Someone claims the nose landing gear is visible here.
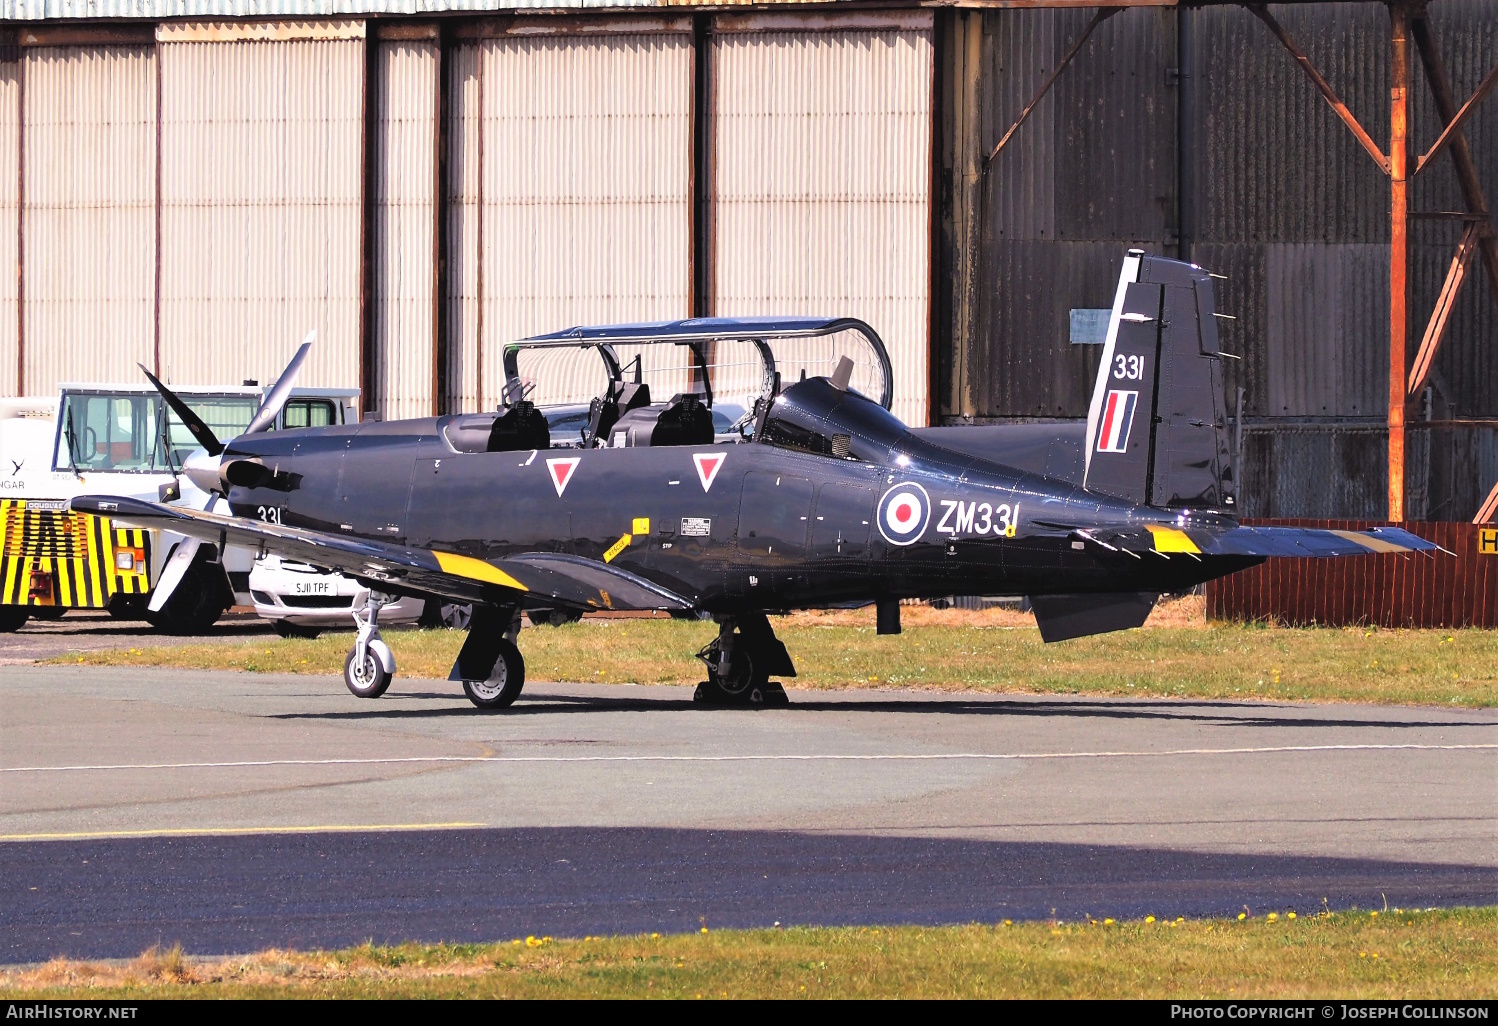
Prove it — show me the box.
[694,612,793,707]
[343,589,397,698]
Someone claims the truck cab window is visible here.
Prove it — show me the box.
[61,394,160,472]
[282,399,336,429]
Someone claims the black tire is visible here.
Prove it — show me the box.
[145,560,230,635]
[0,606,30,633]
[461,638,525,710]
[273,620,322,640]
[343,644,392,699]
[526,608,581,628]
[107,594,148,620]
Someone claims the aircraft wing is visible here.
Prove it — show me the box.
[1076,523,1444,558]
[68,495,693,613]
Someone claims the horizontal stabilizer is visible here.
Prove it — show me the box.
[1200,526,1442,558]
[1073,523,1442,559]
[1029,592,1158,643]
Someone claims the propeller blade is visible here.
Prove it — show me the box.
[147,536,201,613]
[139,364,223,458]
[245,333,314,437]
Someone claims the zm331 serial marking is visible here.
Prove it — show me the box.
[72,251,1441,709]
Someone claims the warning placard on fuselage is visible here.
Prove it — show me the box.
[681,518,711,537]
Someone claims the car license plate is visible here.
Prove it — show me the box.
[294,582,332,595]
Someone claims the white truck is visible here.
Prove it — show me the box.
[0,382,359,633]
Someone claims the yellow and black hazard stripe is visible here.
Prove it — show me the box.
[110,526,151,596]
[0,499,150,608]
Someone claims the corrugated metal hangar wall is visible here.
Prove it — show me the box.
[0,12,934,428]
[939,1,1498,521]
[0,3,1493,519]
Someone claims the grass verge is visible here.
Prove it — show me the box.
[3,909,1494,999]
[50,599,1498,706]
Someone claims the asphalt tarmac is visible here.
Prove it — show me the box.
[2,664,1495,962]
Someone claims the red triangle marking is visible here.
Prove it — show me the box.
[693,452,726,492]
[547,457,581,497]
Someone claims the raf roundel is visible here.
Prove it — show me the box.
[877,482,931,546]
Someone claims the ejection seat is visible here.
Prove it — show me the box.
[586,381,652,448]
[606,392,714,448]
[486,400,551,452]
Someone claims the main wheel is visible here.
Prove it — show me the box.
[692,649,774,706]
[344,641,393,699]
[145,561,229,635]
[462,638,525,710]
[0,605,30,633]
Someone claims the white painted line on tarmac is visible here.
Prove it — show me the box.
[3,742,1495,775]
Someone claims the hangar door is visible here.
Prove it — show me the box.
[711,13,934,427]
[447,20,694,413]
[18,45,156,394]
[158,22,364,391]
[373,36,440,421]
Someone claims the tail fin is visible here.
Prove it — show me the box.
[1082,250,1235,510]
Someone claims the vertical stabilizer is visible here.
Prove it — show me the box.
[1082,251,1234,510]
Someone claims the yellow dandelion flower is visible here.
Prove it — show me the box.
[1145,916,1155,924]
[1287,912,1296,919]
[1237,912,1247,921]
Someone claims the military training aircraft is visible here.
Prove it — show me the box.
[70,250,1441,709]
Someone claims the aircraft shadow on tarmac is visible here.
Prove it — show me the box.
[267,691,1498,732]
[5,827,1495,963]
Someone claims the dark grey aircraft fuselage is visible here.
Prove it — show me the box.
[222,414,1251,614]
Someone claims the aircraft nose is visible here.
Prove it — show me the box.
[182,449,223,494]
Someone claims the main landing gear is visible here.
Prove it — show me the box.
[449,605,526,710]
[343,595,528,710]
[694,612,793,708]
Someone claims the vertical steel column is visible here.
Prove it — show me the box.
[14,46,22,392]
[474,40,486,413]
[690,14,710,320]
[359,23,379,419]
[926,11,943,428]
[1177,6,1194,264]
[153,33,163,378]
[1388,2,1410,523]
[433,25,449,417]
[951,11,982,420]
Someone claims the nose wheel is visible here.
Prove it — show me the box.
[343,589,397,699]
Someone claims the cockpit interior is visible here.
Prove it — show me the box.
[438,317,899,459]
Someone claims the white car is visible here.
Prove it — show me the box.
[248,554,467,638]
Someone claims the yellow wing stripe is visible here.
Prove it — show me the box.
[1327,529,1412,554]
[1146,525,1201,554]
[433,550,528,592]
